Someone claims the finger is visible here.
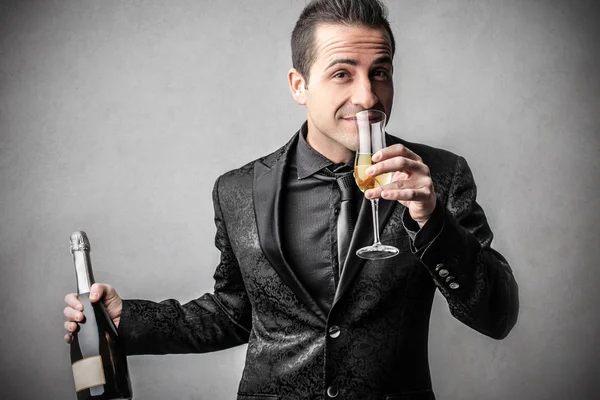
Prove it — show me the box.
[373,144,422,163]
[64,320,79,333]
[365,175,433,199]
[381,187,433,202]
[64,306,85,322]
[364,186,383,199]
[385,176,432,191]
[365,180,429,200]
[64,293,83,311]
[367,157,429,177]
[64,333,73,344]
[90,283,109,303]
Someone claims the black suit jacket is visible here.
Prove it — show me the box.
[117,130,519,400]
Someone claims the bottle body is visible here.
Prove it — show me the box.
[69,232,132,400]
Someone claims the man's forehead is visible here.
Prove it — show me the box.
[313,23,393,64]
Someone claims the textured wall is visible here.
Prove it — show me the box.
[0,0,598,399]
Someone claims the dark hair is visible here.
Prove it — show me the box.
[291,0,395,83]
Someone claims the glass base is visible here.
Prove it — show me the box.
[356,244,399,260]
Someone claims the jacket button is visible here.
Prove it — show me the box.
[438,269,449,278]
[446,276,455,283]
[435,263,444,271]
[328,325,341,339]
[449,282,460,290]
[327,385,339,398]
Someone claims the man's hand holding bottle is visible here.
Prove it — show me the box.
[63,283,122,343]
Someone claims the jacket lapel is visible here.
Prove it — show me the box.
[253,133,328,323]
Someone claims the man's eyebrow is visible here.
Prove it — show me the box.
[324,56,393,70]
[324,58,358,70]
[372,56,393,66]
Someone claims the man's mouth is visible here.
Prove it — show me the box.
[342,112,383,123]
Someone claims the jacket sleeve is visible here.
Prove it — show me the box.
[405,155,519,339]
[116,176,252,355]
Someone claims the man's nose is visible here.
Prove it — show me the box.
[351,77,379,109]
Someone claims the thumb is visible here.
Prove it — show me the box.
[89,283,113,302]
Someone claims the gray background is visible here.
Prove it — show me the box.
[1,0,599,399]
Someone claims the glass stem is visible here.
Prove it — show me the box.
[370,198,382,246]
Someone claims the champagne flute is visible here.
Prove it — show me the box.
[353,110,399,260]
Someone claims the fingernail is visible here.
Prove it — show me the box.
[366,167,374,175]
[76,304,83,311]
[90,293,99,300]
[373,151,381,161]
[382,191,389,199]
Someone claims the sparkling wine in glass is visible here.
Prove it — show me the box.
[353,110,399,260]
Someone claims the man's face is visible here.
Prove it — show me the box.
[289,23,394,161]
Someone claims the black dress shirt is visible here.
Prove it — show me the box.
[281,125,362,313]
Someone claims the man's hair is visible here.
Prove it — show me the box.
[291,0,395,83]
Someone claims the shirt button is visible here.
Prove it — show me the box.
[446,276,455,283]
[449,282,460,290]
[327,385,339,398]
[435,263,444,271]
[438,269,449,278]
[328,325,341,339]
[334,208,340,215]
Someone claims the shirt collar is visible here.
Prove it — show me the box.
[295,122,336,179]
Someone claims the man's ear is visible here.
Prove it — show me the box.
[288,68,307,105]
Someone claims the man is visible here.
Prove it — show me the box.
[63,1,519,399]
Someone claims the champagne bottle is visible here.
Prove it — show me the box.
[69,231,133,400]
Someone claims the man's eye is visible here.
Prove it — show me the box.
[372,70,390,79]
[333,72,349,79]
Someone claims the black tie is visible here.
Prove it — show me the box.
[314,166,356,271]
[335,171,356,269]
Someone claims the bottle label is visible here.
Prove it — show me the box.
[72,355,106,392]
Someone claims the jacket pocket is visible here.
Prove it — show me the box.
[386,388,435,400]
[237,393,278,400]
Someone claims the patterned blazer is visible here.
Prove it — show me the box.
[117,130,519,400]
